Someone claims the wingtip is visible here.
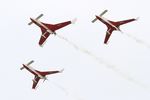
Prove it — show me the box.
[60,69,64,73]
[105,9,108,12]
[104,42,107,44]
[71,18,77,24]
[31,60,35,63]
[20,67,24,70]
[39,43,44,47]
[104,40,108,44]
[135,17,139,21]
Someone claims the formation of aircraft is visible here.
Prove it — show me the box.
[28,14,76,47]
[92,10,137,44]
[21,11,138,89]
[20,60,63,89]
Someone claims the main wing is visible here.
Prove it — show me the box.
[104,28,114,44]
[116,18,137,26]
[32,76,40,89]
[38,21,72,46]
[36,70,60,76]
[53,21,71,30]
[42,21,71,31]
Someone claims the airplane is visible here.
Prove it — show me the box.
[92,10,138,44]
[28,14,76,47]
[20,60,64,89]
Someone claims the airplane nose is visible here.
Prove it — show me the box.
[22,64,25,67]
[30,18,33,21]
[95,15,100,19]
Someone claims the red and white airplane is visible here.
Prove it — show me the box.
[28,14,76,47]
[20,60,63,89]
[92,10,138,44]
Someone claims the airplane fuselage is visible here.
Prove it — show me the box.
[30,18,54,34]
[22,64,45,79]
[96,16,120,31]
[95,15,137,44]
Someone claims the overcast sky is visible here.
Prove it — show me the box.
[1,0,150,100]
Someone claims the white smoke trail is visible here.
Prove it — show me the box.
[47,79,68,95]
[67,91,85,100]
[47,80,85,100]
[56,34,148,89]
[125,32,150,49]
